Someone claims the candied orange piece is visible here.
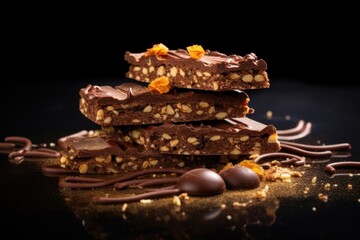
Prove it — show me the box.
[187,44,205,60]
[238,160,264,178]
[147,76,171,94]
[145,43,168,57]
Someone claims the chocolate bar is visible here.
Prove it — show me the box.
[79,81,253,126]
[125,47,269,91]
[113,117,281,156]
[59,135,239,174]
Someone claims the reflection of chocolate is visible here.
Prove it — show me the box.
[61,183,279,240]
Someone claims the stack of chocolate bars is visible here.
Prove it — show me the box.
[59,44,281,174]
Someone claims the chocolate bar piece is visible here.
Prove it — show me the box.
[60,135,239,174]
[125,48,269,91]
[114,117,281,156]
[79,81,253,126]
[64,136,121,157]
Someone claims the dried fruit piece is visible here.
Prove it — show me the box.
[145,43,169,57]
[147,76,171,94]
[238,160,264,178]
[187,44,205,60]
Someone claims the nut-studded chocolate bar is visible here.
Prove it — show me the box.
[113,117,281,156]
[79,81,253,126]
[125,46,269,91]
[59,135,239,174]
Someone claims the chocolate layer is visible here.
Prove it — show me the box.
[114,117,281,156]
[65,136,121,157]
[125,49,269,90]
[59,135,241,174]
[79,81,253,126]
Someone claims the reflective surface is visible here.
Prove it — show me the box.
[1,78,360,239]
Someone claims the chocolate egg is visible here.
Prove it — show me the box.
[220,166,260,190]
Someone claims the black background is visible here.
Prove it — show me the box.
[5,4,358,85]
[3,5,359,140]
[2,5,360,239]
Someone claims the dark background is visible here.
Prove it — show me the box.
[3,6,359,139]
[6,4,358,85]
[2,6,360,239]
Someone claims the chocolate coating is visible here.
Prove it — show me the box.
[79,81,252,126]
[65,136,121,157]
[125,49,267,73]
[220,166,260,190]
[118,117,281,155]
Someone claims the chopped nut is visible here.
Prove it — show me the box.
[178,161,185,168]
[199,101,210,108]
[103,117,112,124]
[242,74,253,82]
[170,139,179,147]
[324,183,331,190]
[240,135,249,141]
[254,74,265,82]
[181,105,192,113]
[215,112,228,119]
[131,130,140,139]
[196,110,204,115]
[210,135,221,141]
[230,149,241,155]
[311,176,317,184]
[106,105,114,111]
[79,164,88,174]
[96,109,104,121]
[121,203,128,212]
[156,66,165,76]
[160,146,170,152]
[166,105,175,115]
[318,193,328,202]
[143,105,152,112]
[228,73,239,80]
[187,137,198,144]
[162,133,172,140]
[172,196,181,206]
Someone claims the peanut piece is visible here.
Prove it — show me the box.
[242,74,253,82]
[210,135,221,141]
[103,117,112,124]
[162,133,172,140]
[143,105,152,112]
[170,67,178,77]
[199,102,209,108]
[96,109,104,121]
[215,112,228,119]
[254,74,265,82]
[157,66,165,76]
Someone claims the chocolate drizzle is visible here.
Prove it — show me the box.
[1,136,60,163]
[277,120,312,140]
[324,161,360,174]
[92,168,226,204]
